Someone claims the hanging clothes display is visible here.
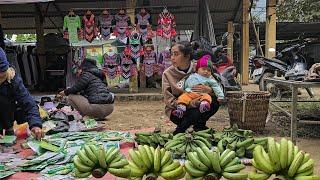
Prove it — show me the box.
[103,50,119,80]
[120,52,137,79]
[158,48,172,75]
[124,31,144,68]
[135,8,151,42]
[113,9,131,41]
[157,8,177,39]
[97,10,114,40]
[63,9,82,43]
[143,46,157,77]
[82,10,98,43]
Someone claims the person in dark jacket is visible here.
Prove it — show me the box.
[0,47,43,139]
[58,58,114,119]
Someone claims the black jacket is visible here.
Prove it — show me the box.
[64,68,114,104]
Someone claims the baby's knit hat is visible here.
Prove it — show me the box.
[196,54,213,70]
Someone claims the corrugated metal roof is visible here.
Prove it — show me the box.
[0,0,242,34]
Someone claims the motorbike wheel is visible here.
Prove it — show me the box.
[259,72,274,91]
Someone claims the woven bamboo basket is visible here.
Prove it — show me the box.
[226,91,271,131]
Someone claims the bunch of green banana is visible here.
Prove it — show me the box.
[214,125,267,158]
[73,144,130,178]
[164,129,213,156]
[249,137,319,180]
[185,147,248,180]
[126,145,185,180]
[135,132,172,147]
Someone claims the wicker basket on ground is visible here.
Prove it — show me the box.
[226,91,271,131]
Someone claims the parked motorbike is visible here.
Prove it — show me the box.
[252,43,308,91]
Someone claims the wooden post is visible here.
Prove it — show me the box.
[241,0,250,85]
[227,21,234,63]
[34,3,46,84]
[265,0,277,58]
[126,0,139,93]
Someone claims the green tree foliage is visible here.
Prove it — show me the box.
[277,0,320,22]
[15,34,37,42]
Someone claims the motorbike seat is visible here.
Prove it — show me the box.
[265,58,287,66]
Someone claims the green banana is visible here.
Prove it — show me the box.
[187,152,209,172]
[74,168,91,178]
[129,149,146,169]
[154,147,161,172]
[236,138,254,148]
[105,147,119,164]
[160,165,184,180]
[220,150,236,167]
[220,149,231,161]
[84,145,98,164]
[195,147,211,169]
[294,175,320,180]
[222,172,248,180]
[296,159,315,174]
[248,171,271,180]
[223,164,246,173]
[217,140,225,152]
[295,168,314,177]
[303,153,311,164]
[267,137,281,172]
[194,136,211,148]
[160,151,172,167]
[109,159,128,168]
[194,131,212,139]
[280,138,288,170]
[160,160,181,173]
[110,153,123,165]
[77,149,95,167]
[108,167,131,178]
[73,155,93,172]
[97,145,107,169]
[287,140,295,166]
[184,161,206,177]
[288,151,304,177]
[253,145,274,174]
[127,162,145,177]
[224,157,240,168]
[201,147,221,173]
[164,139,183,150]
[235,147,245,157]
[138,145,152,169]
[144,145,154,167]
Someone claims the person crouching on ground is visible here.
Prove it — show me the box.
[58,58,114,119]
[162,41,222,134]
[172,54,224,118]
[0,47,43,139]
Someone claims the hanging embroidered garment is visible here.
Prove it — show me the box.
[63,15,81,43]
[72,47,85,74]
[156,9,177,39]
[103,52,119,79]
[143,47,157,77]
[83,11,97,43]
[113,10,131,40]
[136,11,151,42]
[158,49,172,75]
[120,53,137,79]
[98,11,114,40]
[125,32,144,66]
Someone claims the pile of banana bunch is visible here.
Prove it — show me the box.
[73,144,130,178]
[185,146,248,180]
[249,137,319,180]
[164,129,213,156]
[135,131,173,148]
[127,145,185,180]
[214,125,268,158]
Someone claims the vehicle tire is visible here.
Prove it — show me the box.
[259,72,274,91]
